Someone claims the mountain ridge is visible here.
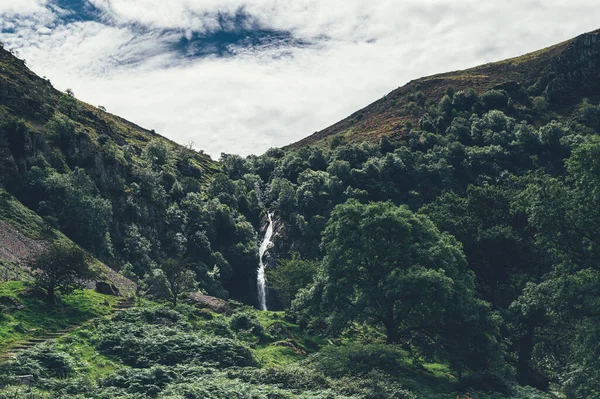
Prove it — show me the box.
[288,28,600,149]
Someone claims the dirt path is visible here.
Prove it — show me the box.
[0,297,135,363]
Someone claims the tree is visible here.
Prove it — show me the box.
[156,258,197,307]
[30,242,98,304]
[267,252,319,308]
[39,167,113,255]
[511,137,600,390]
[421,186,549,309]
[60,91,79,118]
[314,200,504,377]
[143,139,171,170]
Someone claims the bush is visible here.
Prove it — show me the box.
[481,90,509,111]
[113,306,184,326]
[333,370,418,399]
[229,366,329,391]
[205,316,234,338]
[0,343,76,381]
[0,386,49,399]
[308,343,408,378]
[96,322,257,368]
[157,375,291,399]
[229,311,264,336]
[101,366,177,396]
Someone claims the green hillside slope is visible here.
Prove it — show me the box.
[0,45,264,302]
[0,188,135,354]
[289,28,600,148]
[0,45,217,177]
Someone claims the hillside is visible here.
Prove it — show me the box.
[0,187,137,357]
[0,45,217,177]
[0,44,265,301]
[0,188,134,292]
[289,28,600,148]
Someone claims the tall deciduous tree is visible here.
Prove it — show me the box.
[512,136,600,392]
[30,242,98,304]
[267,252,319,308]
[156,258,197,307]
[317,200,504,376]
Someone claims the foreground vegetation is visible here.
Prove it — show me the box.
[0,303,550,398]
[0,281,119,354]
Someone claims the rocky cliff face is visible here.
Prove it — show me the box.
[544,30,600,105]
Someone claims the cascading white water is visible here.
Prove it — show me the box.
[257,213,274,311]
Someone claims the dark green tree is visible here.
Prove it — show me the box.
[512,137,600,391]
[30,242,98,304]
[314,200,504,377]
[267,252,319,308]
[155,258,197,307]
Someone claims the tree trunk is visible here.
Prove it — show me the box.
[46,285,56,306]
[385,321,399,344]
[517,319,548,390]
[384,306,398,343]
[517,326,533,385]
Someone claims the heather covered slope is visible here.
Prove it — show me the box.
[290,28,600,148]
[0,302,551,399]
[0,45,217,178]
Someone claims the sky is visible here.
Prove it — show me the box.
[1,1,599,157]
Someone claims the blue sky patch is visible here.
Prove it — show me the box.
[52,0,103,23]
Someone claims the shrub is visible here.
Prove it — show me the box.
[308,343,407,378]
[228,366,329,390]
[113,306,184,326]
[481,90,509,111]
[96,323,257,368]
[0,343,76,381]
[333,370,418,399]
[229,311,264,336]
[0,387,49,399]
[205,316,234,338]
[101,366,177,396]
[156,375,291,399]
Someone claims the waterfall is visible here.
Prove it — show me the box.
[257,212,274,311]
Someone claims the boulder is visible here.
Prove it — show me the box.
[0,296,24,310]
[187,293,231,314]
[95,281,120,296]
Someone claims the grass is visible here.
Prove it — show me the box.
[58,333,120,380]
[247,309,330,369]
[0,189,57,240]
[255,345,303,367]
[0,281,120,354]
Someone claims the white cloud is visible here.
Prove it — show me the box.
[2,1,600,156]
[0,0,47,15]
